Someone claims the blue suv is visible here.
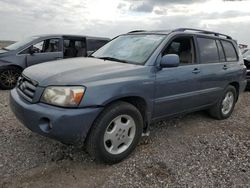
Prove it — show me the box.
[10,28,247,163]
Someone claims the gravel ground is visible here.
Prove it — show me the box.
[0,90,250,188]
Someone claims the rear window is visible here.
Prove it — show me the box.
[221,40,238,61]
[197,37,219,63]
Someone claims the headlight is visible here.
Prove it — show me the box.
[41,86,85,107]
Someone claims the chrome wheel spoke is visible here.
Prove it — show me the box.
[124,135,133,145]
[104,131,116,142]
[110,140,121,152]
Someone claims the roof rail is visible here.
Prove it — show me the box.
[128,30,147,33]
[172,28,232,39]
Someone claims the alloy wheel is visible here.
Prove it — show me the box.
[0,69,20,88]
[104,115,136,155]
[221,91,234,115]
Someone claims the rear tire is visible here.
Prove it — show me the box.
[86,101,143,164]
[208,85,237,120]
[0,67,22,90]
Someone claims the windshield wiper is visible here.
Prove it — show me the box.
[97,56,129,64]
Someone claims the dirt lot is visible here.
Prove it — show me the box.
[0,90,250,188]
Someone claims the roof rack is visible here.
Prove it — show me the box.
[127,28,233,40]
[128,30,147,33]
[172,28,232,39]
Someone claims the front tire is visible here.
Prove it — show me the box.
[208,85,237,120]
[86,101,143,164]
[0,67,22,90]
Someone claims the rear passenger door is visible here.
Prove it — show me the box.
[195,37,238,105]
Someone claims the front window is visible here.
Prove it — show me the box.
[163,36,195,64]
[91,34,166,65]
[20,38,61,54]
[34,38,60,53]
[5,36,38,51]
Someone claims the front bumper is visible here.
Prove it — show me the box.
[10,88,103,144]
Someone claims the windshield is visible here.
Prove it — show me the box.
[92,34,166,65]
[5,36,38,51]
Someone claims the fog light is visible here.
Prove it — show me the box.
[39,118,52,133]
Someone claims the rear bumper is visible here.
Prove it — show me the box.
[10,88,103,144]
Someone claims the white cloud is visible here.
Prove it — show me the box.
[0,0,249,45]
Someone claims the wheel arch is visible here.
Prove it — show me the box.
[229,81,239,101]
[102,95,152,132]
[0,64,24,71]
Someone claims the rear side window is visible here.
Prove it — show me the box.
[197,37,219,63]
[221,40,238,61]
[87,39,109,51]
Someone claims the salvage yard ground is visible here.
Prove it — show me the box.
[0,90,250,187]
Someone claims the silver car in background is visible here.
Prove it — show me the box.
[0,34,109,89]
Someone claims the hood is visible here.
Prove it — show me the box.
[0,49,8,54]
[243,55,250,61]
[0,49,12,58]
[23,57,145,86]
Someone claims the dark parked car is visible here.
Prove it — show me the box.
[243,50,250,89]
[242,48,249,55]
[0,35,109,89]
[10,28,247,164]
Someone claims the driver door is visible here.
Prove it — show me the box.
[153,35,202,119]
[26,38,63,67]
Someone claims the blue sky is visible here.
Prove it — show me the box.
[0,0,250,45]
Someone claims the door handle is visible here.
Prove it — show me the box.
[223,65,228,70]
[192,68,201,74]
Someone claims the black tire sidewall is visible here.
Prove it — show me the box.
[89,102,143,163]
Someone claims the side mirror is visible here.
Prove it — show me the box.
[29,46,35,55]
[160,54,180,68]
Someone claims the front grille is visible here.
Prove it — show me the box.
[17,75,38,103]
